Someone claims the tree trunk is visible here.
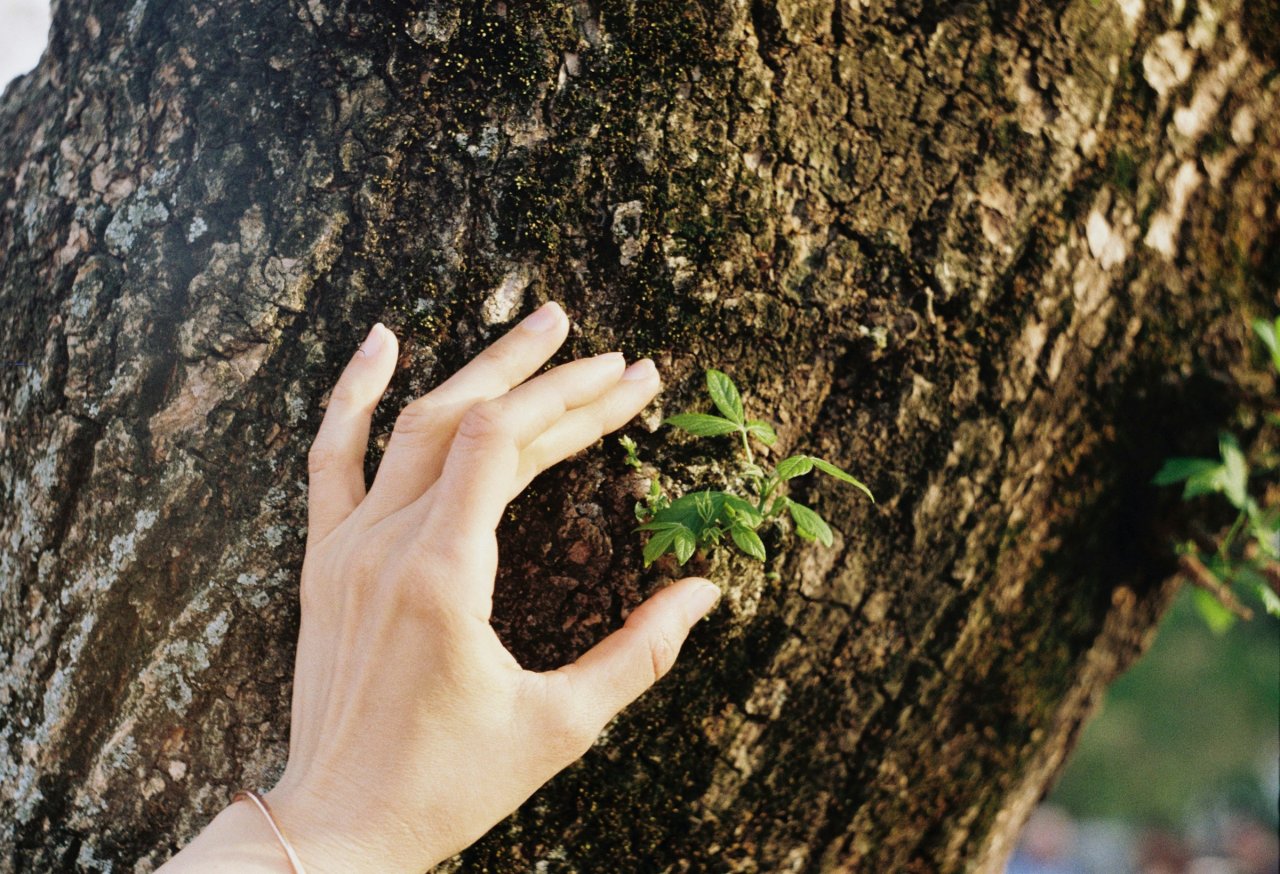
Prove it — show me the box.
[1,0,1275,870]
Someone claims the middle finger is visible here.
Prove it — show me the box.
[362,301,570,521]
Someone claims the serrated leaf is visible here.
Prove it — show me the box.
[663,413,741,437]
[741,462,767,479]
[810,458,875,502]
[643,526,681,567]
[695,490,715,523]
[729,524,767,561]
[787,499,834,547]
[775,455,816,480]
[1152,457,1220,486]
[706,368,745,424]
[673,527,697,564]
[746,419,777,446]
[1218,432,1249,509]
[641,489,765,545]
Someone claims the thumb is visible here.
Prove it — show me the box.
[552,577,721,732]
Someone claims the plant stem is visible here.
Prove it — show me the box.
[757,476,779,513]
[1218,509,1248,564]
[740,426,766,503]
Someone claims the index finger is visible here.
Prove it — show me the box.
[363,301,570,519]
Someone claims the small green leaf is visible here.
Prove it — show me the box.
[1250,509,1279,560]
[810,458,875,502]
[745,419,777,446]
[1252,315,1280,374]
[663,413,741,437]
[1181,463,1227,499]
[706,369,745,424]
[730,524,767,561]
[619,435,642,470]
[694,490,715,523]
[635,520,684,533]
[787,499,834,547]
[1152,457,1220,485]
[643,526,682,567]
[1256,581,1280,618]
[741,462,767,479]
[1218,432,1248,509]
[721,493,764,527]
[775,455,816,480]
[673,526,697,564]
[1191,587,1237,635]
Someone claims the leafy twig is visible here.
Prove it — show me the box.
[1152,315,1280,630]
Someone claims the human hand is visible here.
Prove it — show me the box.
[211,302,720,871]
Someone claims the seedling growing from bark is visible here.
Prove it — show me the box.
[623,368,873,567]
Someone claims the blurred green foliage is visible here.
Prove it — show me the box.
[1153,316,1280,630]
[1049,584,1280,824]
[1052,315,1279,827]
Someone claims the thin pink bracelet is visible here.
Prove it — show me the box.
[232,788,308,874]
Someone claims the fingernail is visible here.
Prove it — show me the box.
[521,302,562,333]
[622,358,656,381]
[595,351,625,366]
[358,323,385,358]
[686,581,721,621]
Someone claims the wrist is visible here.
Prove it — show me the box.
[262,771,452,874]
[158,794,298,872]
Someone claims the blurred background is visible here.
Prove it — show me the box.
[0,0,47,87]
[1008,587,1278,874]
[2,3,1276,873]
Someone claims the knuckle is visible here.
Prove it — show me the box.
[647,628,681,683]
[307,438,341,474]
[328,378,361,409]
[478,340,524,375]
[392,396,444,437]
[546,697,599,760]
[455,400,506,442]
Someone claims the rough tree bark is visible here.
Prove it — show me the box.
[0,0,1275,870]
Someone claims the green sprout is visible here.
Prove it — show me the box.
[1152,316,1280,632]
[622,368,874,568]
[619,434,643,471]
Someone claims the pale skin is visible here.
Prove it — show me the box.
[158,301,721,872]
